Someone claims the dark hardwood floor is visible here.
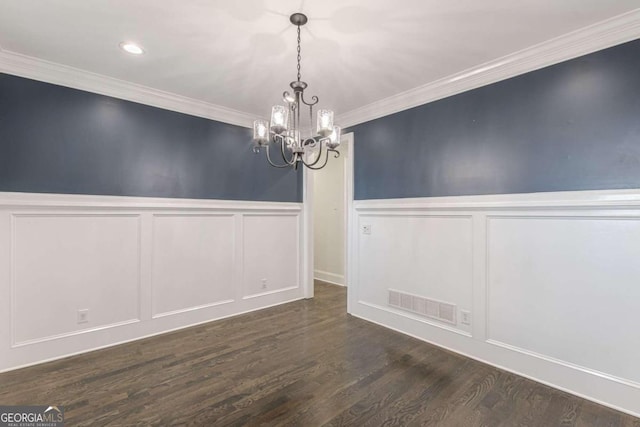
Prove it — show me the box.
[1,281,638,426]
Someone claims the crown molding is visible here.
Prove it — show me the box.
[338,8,640,128]
[1,9,638,130]
[0,49,255,128]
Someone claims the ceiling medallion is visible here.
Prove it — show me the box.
[251,13,341,170]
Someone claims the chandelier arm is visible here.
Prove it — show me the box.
[265,144,294,168]
[301,138,325,167]
[274,134,297,164]
[300,93,319,106]
[277,134,298,165]
[303,139,318,149]
[300,148,340,170]
[299,150,328,169]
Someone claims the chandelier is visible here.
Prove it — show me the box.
[252,13,341,170]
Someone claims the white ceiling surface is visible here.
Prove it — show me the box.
[0,1,638,119]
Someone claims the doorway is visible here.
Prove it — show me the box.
[311,133,353,291]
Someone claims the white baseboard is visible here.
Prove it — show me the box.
[349,188,640,417]
[314,269,345,286]
[0,295,303,374]
[0,191,303,372]
[350,309,640,420]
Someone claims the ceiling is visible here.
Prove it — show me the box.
[0,0,638,119]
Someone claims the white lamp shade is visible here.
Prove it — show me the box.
[270,105,289,134]
[327,126,341,148]
[317,109,334,137]
[253,119,269,143]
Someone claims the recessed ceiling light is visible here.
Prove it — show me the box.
[119,42,144,55]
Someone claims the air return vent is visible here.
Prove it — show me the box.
[388,289,457,325]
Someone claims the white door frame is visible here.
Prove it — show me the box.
[302,163,314,299]
[343,132,355,312]
[301,132,354,299]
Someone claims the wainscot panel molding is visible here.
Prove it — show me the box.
[338,9,640,127]
[0,192,303,372]
[349,189,640,418]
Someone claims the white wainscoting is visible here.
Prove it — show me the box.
[151,214,236,318]
[0,192,303,372]
[349,189,640,418]
[242,214,300,299]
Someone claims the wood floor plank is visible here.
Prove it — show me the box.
[0,281,637,426]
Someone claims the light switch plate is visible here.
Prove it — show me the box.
[77,309,89,324]
[461,310,471,325]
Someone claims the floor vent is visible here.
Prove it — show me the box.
[388,289,457,325]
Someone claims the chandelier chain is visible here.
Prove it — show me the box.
[296,25,301,82]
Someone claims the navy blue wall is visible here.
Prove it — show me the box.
[0,74,302,202]
[350,39,640,200]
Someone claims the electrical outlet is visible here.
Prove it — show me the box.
[362,224,372,235]
[461,310,471,326]
[261,278,268,289]
[77,309,89,324]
